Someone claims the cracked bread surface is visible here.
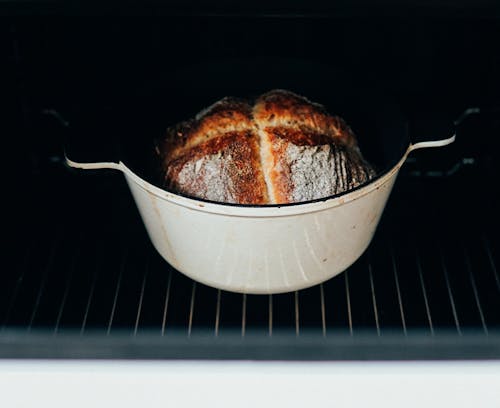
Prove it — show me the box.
[156,89,375,205]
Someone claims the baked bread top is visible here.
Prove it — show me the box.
[156,89,375,204]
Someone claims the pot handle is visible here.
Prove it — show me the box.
[407,107,480,152]
[65,157,123,171]
[43,109,123,172]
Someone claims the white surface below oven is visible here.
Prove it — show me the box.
[0,360,499,407]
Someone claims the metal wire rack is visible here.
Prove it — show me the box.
[2,162,500,349]
[2,106,500,359]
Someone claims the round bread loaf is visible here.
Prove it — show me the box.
[156,89,376,205]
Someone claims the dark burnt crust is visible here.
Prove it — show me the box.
[157,118,196,169]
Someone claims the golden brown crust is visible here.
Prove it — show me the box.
[263,126,333,146]
[160,97,254,166]
[253,89,357,148]
[226,132,268,204]
[165,131,268,204]
[157,89,374,204]
[265,132,293,204]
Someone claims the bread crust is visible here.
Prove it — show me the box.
[157,89,374,204]
[159,97,254,164]
[253,89,357,148]
[165,131,268,204]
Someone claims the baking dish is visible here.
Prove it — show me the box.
[61,58,470,294]
[65,129,454,294]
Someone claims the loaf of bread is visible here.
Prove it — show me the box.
[156,89,376,205]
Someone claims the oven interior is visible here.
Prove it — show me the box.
[2,3,500,360]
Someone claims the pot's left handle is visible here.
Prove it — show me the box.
[43,109,123,172]
[65,156,123,171]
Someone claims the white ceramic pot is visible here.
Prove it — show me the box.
[66,135,455,294]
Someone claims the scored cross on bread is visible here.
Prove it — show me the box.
[156,89,376,205]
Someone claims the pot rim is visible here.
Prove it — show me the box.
[120,151,408,217]
[66,134,454,217]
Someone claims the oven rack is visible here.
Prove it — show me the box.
[1,150,499,360]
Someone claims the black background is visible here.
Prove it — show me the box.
[1,1,500,355]
[3,1,500,166]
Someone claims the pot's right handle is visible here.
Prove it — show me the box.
[407,107,480,153]
[43,109,123,172]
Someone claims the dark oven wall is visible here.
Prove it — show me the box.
[4,0,500,178]
[2,3,500,359]
[4,9,500,228]
[4,9,500,165]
